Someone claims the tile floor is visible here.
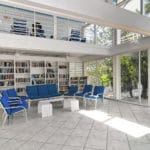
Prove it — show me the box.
[0,99,150,150]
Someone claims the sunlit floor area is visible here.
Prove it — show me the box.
[1,99,150,150]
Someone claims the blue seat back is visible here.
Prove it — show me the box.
[69,85,78,94]
[83,85,93,94]
[6,88,18,97]
[26,85,39,99]
[93,86,105,95]
[37,84,49,98]
[47,84,58,97]
[1,91,11,115]
[68,85,78,95]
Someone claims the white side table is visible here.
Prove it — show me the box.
[38,100,49,113]
[63,99,71,109]
[41,103,53,117]
[63,98,79,112]
[71,99,79,112]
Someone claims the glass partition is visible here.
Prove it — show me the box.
[84,57,113,98]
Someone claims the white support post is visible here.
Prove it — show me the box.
[94,25,97,44]
[148,50,150,106]
[113,55,121,100]
[138,51,142,104]
[112,29,121,100]
[53,16,57,39]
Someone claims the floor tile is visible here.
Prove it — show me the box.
[62,145,83,150]
[107,140,130,150]
[0,139,25,150]
[39,143,62,150]
[129,141,150,150]
[46,133,69,145]
[18,141,43,150]
[65,135,86,147]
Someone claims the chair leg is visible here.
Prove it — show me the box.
[83,98,86,109]
[95,99,97,109]
[24,109,28,122]
[28,101,31,109]
[2,114,8,126]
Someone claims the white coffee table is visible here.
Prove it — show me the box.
[63,98,79,112]
[38,100,53,117]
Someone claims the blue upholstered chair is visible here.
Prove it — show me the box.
[85,86,105,109]
[64,85,78,96]
[1,91,28,123]
[6,88,28,100]
[75,85,93,97]
[47,84,62,97]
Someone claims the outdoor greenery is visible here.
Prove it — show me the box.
[85,0,149,99]
[85,58,113,87]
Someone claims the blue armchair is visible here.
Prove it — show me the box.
[75,85,93,97]
[85,86,105,109]
[1,91,28,124]
[64,85,78,96]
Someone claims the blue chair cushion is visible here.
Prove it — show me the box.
[47,84,61,97]
[7,88,18,97]
[83,85,93,93]
[64,85,78,96]
[93,86,105,95]
[37,84,50,98]
[26,86,39,99]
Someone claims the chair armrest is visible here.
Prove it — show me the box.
[83,92,92,97]
[97,93,103,96]
[4,105,26,110]
[9,97,20,100]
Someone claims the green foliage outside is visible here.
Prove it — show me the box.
[85,58,113,87]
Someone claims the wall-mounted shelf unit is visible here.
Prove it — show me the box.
[46,61,58,84]
[70,76,87,92]
[0,60,14,90]
[0,56,85,96]
[58,62,69,94]
[15,60,30,96]
[31,61,45,85]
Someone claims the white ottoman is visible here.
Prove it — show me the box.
[38,100,49,113]
[41,103,53,118]
[64,99,79,111]
[63,99,71,109]
[71,99,79,112]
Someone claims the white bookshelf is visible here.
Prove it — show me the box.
[0,60,14,90]
[70,76,87,92]
[31,61,45,85]
[58,62,69,94]
[0,56,86,95]
[46,61,58,84]
[15,60,30,96]
[78,76,87,92]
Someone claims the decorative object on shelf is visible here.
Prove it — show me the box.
[10,18,28,35]
[31,22,46,37]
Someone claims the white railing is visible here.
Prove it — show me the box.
[0,4,113,47]
[121,33,141,44]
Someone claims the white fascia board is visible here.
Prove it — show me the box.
[0,33,109,56]
[3,0,150,35]
[109,37,150,55]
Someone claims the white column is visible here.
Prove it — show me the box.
[148,50,150,106]
[53,16,57,39]
[113,55,121,100]
[138,51,142,103]
[113,29,121,100]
